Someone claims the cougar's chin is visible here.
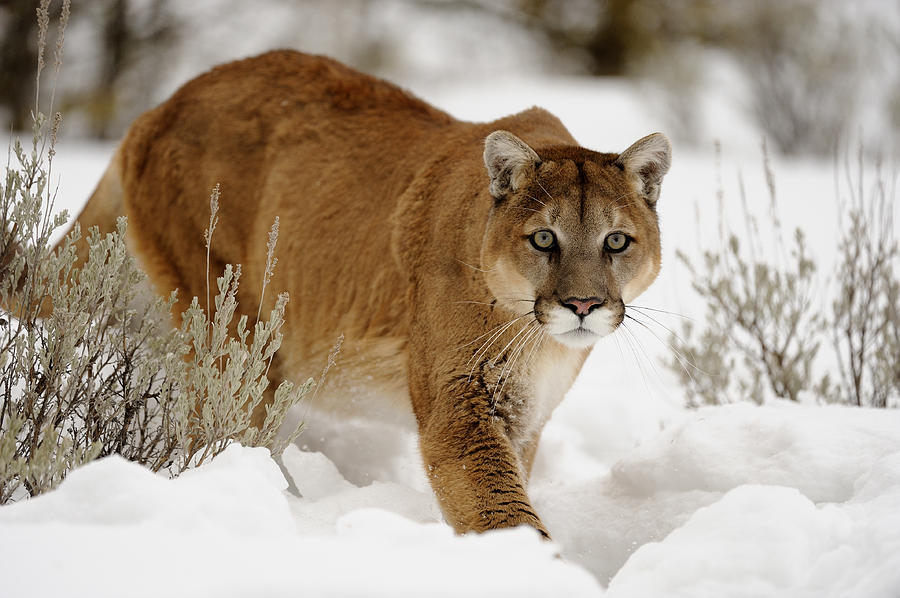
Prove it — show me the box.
[544,305,622,348]
[552,326,601,348]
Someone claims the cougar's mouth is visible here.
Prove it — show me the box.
[538,299,625,348]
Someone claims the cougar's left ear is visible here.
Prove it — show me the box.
[616,133,671,208]
[483,130,540,199]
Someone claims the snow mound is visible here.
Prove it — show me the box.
[531,402,900,596]
[1,444,293,536]
[0,444,602,598]
[2,402,899,597]
[612,402,900,502]
[609,480,900,598]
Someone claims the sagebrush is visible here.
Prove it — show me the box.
[0,2,311,503]
[670,144,899,408]
[0,128,311,504]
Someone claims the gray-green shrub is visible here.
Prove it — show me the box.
[0,3,311,503]
[0,126,311,504]
[669,145,898,408]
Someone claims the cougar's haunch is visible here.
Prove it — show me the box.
[72,50,671,537]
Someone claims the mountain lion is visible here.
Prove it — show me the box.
[70,50,671,537]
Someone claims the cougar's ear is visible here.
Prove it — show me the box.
[616,133,671,207]
[483,130,540,199]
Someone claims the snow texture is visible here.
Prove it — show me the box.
[2,402,898,597]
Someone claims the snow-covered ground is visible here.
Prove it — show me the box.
[1,76,899,597]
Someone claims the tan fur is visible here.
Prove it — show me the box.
[68,50,671,537]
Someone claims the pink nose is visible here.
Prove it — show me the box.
[562,297,604,316]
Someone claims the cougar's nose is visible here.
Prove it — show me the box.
[561,297,604,316]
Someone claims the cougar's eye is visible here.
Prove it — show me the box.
[604,232,630,253]
[529,230,556,251]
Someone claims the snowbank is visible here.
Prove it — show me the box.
[0,444,600,598]
[535,401,900,596]
[2,401,898,597]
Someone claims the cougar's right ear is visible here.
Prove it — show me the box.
[483,130,540,199]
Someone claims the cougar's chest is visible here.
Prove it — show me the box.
[511,342,587,448]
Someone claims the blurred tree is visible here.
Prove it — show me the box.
[412,0,879,155]
[81,0,176,138]
[0,0,46,131]
[0,0,175,138]
[409,0,652,76]
[710,1,857,156]
[1,0,892,153]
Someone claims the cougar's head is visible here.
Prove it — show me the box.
[481,130,671,349]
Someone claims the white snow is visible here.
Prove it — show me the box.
[535,400,900,593]
[2,72,899,597]
[0,445,601,598]
[3,402,898,597]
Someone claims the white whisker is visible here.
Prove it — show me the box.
[626,308,691,344]
[456,259,495,273]
[519,325,546,382]
[623,313,718,404]
[627,304,693,321]
[456,312,530,351]
[488,319,535,368]
[618,321,654,399]
[620,318,667,387]
[535,179,556,204]
[491,322,541,412]
[624,312,711,378]
[466,313,534,381]
[523,193,548,207]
